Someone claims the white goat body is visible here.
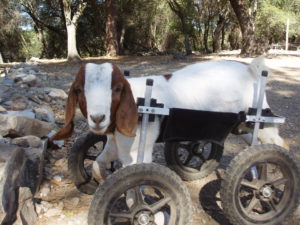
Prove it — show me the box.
[92,58,287,180]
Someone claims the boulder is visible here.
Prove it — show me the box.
[0,114,53,137]
[11,135,41,148]
[45,88,67,99]
[0,140,47,225]
[18,74,37,87]
[0,105,6,112]
[34,105,55,123]
[6,109,35,119]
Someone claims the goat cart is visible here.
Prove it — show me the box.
[68,72,300,225]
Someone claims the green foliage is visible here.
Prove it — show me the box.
[1,0,300,61]
[20,30,42,59]
[256,0,300,43]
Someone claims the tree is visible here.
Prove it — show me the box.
[0,0,23,62]
[60,0,87,61]
[229,0,258,55]
[105,0,119,56]
[168,0,194,55]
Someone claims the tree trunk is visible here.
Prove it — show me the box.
[203,22,210,53]
[105,0,119,56]
[221,25,226,50]
[229,0,257,56]
[66,24,80,61]
[0,51,3,64]
[285,17,290,51]
[182,22,192,55]
[213,15,226,53]
[168,0,192,55]
[61,0,86,61]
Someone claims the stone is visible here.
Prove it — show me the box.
[34,105,55,123]
[10,97,28,111]
[45,88,68,99]
[63,197,80,210]
[18,187,38,225]
[39,182,51,198]
[44,208,62,217]
[0,105,6,112]
[6,109,35,119]
[3,78,14,86]
[54,158,67,169]
[21,74,37,86]
[0,114,53,137]
[12,135,41,148]
[41,200,53,212]
[0,140,47,224]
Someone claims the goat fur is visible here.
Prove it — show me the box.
[92,57,288,180]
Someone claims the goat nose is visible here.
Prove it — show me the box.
[90,114,105,124]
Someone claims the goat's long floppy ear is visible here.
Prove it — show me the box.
[116,79,138,137]
[50,83,77,141]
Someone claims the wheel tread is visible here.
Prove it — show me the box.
[220,144,300,225]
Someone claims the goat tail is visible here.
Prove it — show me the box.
[249,56,269,78]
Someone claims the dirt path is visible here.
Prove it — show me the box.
[35,55,300,225]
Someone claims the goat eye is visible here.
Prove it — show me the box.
[113,85,123,93]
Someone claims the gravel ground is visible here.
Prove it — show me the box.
[32,54,300,225]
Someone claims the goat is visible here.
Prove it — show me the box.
[51,57,288,180]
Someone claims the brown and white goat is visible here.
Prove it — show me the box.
[51,58,288,180]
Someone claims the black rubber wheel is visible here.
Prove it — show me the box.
[68,132,107,195]
[164,141,223,181]
[88,163,192,225]
[221,144,300,225]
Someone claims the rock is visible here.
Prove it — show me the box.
[0,140,47,224]
[3,78,14,86]
[53,175,63,182]
[0,114,53,137]
[41,200,53,212]
[34,105,55,123]
[28,95,42,105]
[6,109,35,119]
[45,88,68,99]
[54,158,67,169]
[10,97,28,110]
[63,197,80,210]
[29,57,40,63]
[2,100,12,107]
[20,74,37,86]
[0,105,6,112]
[39,182,51,198]
[18,187,38,225]
[44,208,62,217]
[12,135,41,148]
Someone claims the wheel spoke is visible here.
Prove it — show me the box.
[245,196,260,213]
[85,155,97,160]
[268,198,278,212]
[109,212,132,219]
[178,143,190,149]
[241,179,260,190]
[259,163,268,181]
[195,152,206,162]
[183,152,193,166]
[269,178,288,187]
[134,186,144,205]
[149,196,172,213]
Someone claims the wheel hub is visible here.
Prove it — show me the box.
[134,210,154,225]
[138,213,150,225]
[261,185,273,198]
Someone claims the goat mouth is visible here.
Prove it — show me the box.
[89,126,107,135]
